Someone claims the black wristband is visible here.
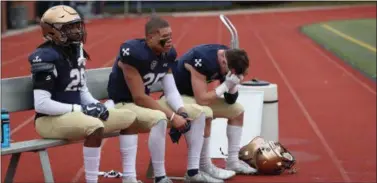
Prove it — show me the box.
[178,112,189,119]
[224,92,239,104]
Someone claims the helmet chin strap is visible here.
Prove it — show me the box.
[79,42,84,59]
[77,42,87,65]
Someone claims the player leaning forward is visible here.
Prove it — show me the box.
[107,16,224,183]
[170,44,257,179]
[28,5,138,183]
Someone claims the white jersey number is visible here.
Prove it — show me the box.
[65,68,85,91]
[143,73,166,89]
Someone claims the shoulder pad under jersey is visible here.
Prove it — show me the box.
[218,44,230,50]
[166,47,177,62]
[119,39,150,61]
[187,49,212,75]
[28,47,59,74]
[118,39,151,69]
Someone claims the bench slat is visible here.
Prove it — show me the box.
[1,139,67,155]
[1,67,163,156]
[1,132,120,155]
[1,67,163,113]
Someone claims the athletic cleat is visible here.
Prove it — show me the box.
[226,160,257,175]
[154,176,173,183]
[200,163,236,180]
[122,176,143,183]
[184,171,224,183]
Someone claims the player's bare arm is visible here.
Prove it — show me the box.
[184,63,218,106]
[119,61,187,130]
[118,61,172,115]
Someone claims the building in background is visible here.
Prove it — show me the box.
[1,1,37,33]
[1,1,84,33]
[1,1,281,33]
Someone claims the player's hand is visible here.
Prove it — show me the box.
[82,103,109,121]
[224,71,242,90]
[171,113,190,133]
[177,112,192,133]
[169,112,191,144]
[228,74,244,94]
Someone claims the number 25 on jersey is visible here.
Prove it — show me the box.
[143,73,165,89]
[65,68,85,91]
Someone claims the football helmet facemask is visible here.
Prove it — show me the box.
[239,136,297,175]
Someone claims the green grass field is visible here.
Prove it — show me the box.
[300,18,376,80]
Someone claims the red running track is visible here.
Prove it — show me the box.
[1,5,376,183]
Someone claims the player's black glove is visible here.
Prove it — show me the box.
[177,112,191,133]
[82,103,109,121]
[169,112,191,144]
[169,128,182,144]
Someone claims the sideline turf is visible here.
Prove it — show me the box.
[300,18,376,79]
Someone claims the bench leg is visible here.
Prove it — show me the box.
[5,153,21,183]
[38,150,54,183]
[146,159,154,179]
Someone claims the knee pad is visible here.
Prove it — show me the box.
[230,102,245,118]
[150,111,168,127]
[202,106,214,119]
[85,119,105,137]
[221,102,245,120]
[185,104,205,119]
[118,109,137,124]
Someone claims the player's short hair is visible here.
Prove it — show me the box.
[225,48,249,75]
[145,16,170,36]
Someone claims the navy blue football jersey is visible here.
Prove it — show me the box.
[172,44,229,96]
[28,43,86,116]
[107,39,177,103]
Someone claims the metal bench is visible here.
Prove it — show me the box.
[1,67,163,183]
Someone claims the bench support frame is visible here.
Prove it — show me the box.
[5,153,21,183]
[39,150,54,183]
[4,149,55,183]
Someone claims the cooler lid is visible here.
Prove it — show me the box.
[241,78,270,86]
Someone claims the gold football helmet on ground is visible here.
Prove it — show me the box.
[239,136,297,175]
[40,5,86,45]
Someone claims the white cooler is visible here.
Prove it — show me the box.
[238,79,279,142]
[209,79,279,158]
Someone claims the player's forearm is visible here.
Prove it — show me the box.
[196,90,219,106]
[34,89,82,115]
[134,95,174,119]
[162,73,185,113]
[80,85,100,105]
[200,80,235,105]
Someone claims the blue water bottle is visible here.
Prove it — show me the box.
[1,108,11,148]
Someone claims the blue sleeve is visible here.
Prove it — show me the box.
[118,42,149,71]
[185,50,209,76]
[28,48,59,74]
[28,47,59,64]
[28,48,59,91]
